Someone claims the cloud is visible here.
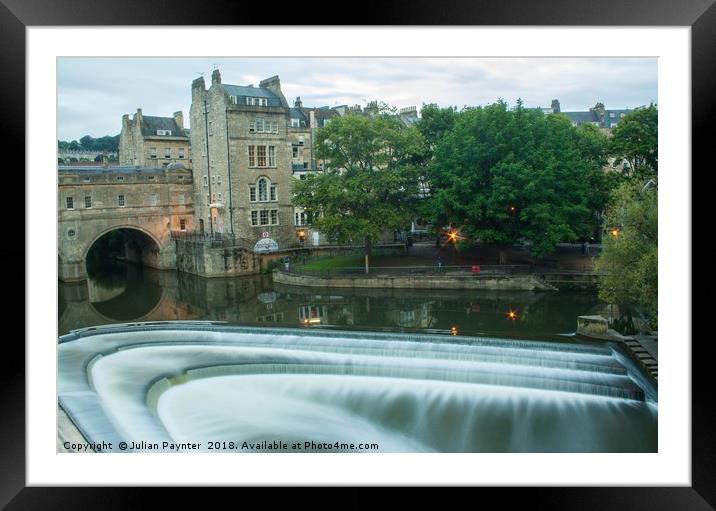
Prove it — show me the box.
[57,57,657,140]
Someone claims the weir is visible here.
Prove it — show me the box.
[58,323,657,453]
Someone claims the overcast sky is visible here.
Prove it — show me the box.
[57,57,657,141]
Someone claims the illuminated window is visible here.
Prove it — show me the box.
[180,218,186,230]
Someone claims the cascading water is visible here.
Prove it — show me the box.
[58,323,657,453]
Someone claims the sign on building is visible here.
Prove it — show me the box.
[254,237,279,253]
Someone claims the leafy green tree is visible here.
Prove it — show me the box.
[423,100,611,260]
[595,179,657,329]
[418,104,457,156]
[610,104,658,177]
[293,113,426,270]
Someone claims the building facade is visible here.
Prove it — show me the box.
[119,109,192,169]
[189,69,312,251]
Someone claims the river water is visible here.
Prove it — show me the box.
[58,262,656,453]
[59,263,610,338]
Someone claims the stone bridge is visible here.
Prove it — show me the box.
[58,165,195,281]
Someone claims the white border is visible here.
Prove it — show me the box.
[28,27,690,485]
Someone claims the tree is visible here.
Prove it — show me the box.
[594,179,658,329]
[292,113,426,271]
[422,100,611,260]
[610,104,658,178]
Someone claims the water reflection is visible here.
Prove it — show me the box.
[59,266,607,338]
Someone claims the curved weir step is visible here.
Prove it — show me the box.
[58,324,658,453]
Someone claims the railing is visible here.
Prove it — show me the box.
[282,264,532,278]
[170,230,253,250]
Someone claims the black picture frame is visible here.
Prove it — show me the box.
[5,0,708,506]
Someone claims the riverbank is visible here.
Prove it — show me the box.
[273,268,557,291]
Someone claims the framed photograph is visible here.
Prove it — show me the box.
[6,0,708,505]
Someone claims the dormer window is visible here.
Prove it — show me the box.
[230,95,238,105]
[157,129,172,136]
[246,97,268,106]
[609,112,615,118]
[291,118,300,128]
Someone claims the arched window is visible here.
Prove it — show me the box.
[258,178,268,201]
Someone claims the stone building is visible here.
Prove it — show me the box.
[119,109,192,169]
[57,164,194,281]
[542,99,632,131]
[189,69,310,251]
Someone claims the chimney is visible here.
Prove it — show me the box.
[173,111,184,129]
[259,75,289,107]
[211,68,221,85]
[295,96,303,108]
[591,102,606,121]
[551,99,561,113]
[135,108,143,123]
[309,110,316,128]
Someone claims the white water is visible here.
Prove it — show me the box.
[58,326,657,452]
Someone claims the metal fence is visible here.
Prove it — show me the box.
[170,230,253,250]
[282,264,533,278]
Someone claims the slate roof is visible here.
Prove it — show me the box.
[560,108,632,128]
[289,108,309,125]
[222,84,282,107]
[140,116,188,138]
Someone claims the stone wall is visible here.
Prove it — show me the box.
[273,270,557,291]
[175,240,259,278]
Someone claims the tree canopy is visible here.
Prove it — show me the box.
[421,100,611,257]
[58,134,119,152]
[292,113,426,256]
[609,104,658,178]
[594,179,658,329]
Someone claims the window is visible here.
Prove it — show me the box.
[270,210,278,225]
[257,146,266,167]
[67,228,76,239]
[293,147,299,158]
[211,176,216,184]
[84,196,92,208]
[251,211,258,226]
[258,178,268,201]
[217,175,222,184]
[260,210,269,225]
[270,185,277,201]
[212,193,216,203]
[250,186,256,202]
[246,97,255,106]
[291,118,300,128]
[148,175,156,181]
[218,192,222,201]
[165,148,171,159]
[180,218,187,230]
[66,197,74,209]
[203,175,208,187]
[298,136,304,146]
[116,176,124,181]
[248,146,256,167]
[249,122,255,133]
[179,148,185,159]
[272,121,278,133]
[609,112,615,118]
[118,194,125,207]
[256,118,264,133]
[299,174,306,180]
[157,130,172,136]
[230,95,238,105]
[83,177,91,183]
[268,146,276,167]
[150,147,157,158]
